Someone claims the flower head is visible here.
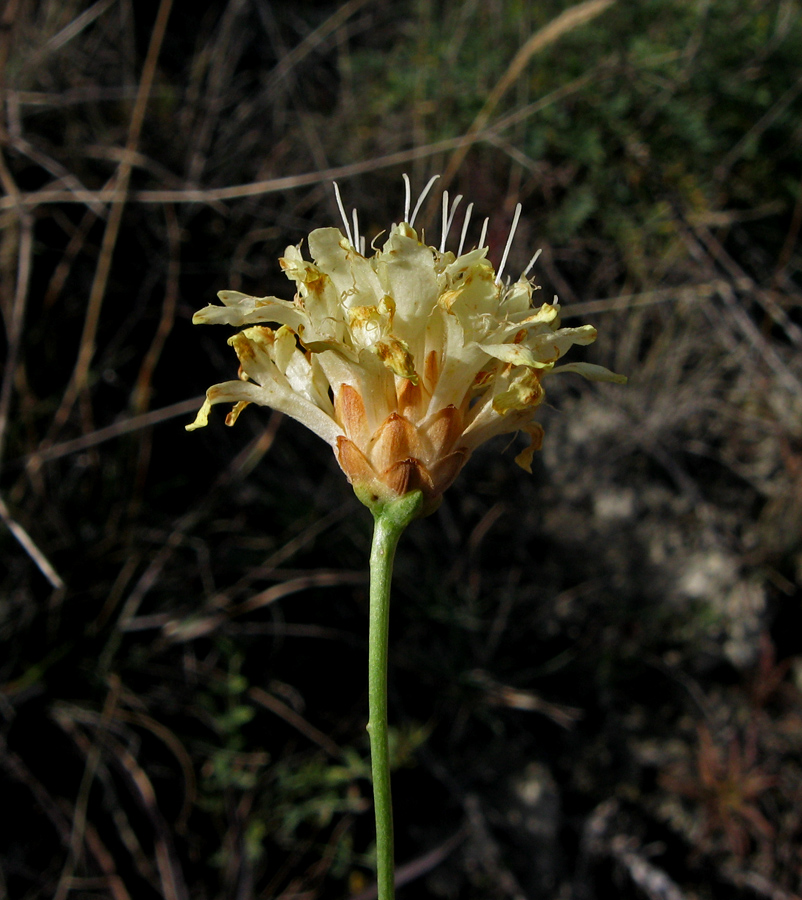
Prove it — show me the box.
[187,177,625,514]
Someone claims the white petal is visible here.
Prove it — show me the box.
[549,362,628,383]
[479,342,554,369]
[193,291,306,329]
[186,379,342,446]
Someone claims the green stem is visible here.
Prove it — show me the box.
[365,490,423,900]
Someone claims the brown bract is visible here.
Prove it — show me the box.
[334,358,473,514]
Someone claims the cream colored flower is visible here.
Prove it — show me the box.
[187,177,625,513]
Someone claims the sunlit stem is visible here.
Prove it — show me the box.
[358,488,424,900]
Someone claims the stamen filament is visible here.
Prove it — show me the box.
[402,173,412,224]
[478,217,489,251]
[523,248,542,279]
[333,182,353,246]
[457,202,474,256]
[410,174,440,227]
[440,192,463,253]
[352,208,360,253]
[496,203,522,285]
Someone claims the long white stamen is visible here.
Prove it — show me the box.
[457,202,474,256]
[496,203,521,285]
[360,235,366,255]
[478,216,489,250]
[402,173,411,224]
[352,208,360,252]
[440,193,463,252]
[522,248,542,278]
[440,191,449,252]
[410,174,440,227]
[332,182,353,246]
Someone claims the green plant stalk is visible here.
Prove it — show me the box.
[364,489,424,900]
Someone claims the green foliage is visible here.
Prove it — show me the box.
[267,748,369,845]
[198,649,264,796]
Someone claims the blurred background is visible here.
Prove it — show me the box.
[1,0,801,897]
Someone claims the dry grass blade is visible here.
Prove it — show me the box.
[0,0,23,131]
[265,0,375,93]
[52,679,123,900]
[45,0,174,440]
[348,828,467,900]
[131,206,181,416]
[560,281,727,318]
[53,695,190,900]
[111,739,189,900]
[82,822,134,900]
[0,494,65,589]
[0,112,573,212]
[101,411,284,661]
[0,205,33,465]
[0,733,72,847]
[610,835,688,900]
[426,0,618,220]
[39,0,118,57]
[23,397,205,466]
[248,686,343,760]
[715,70,802,182]
[155,570,366,642]
[115,706,197,834]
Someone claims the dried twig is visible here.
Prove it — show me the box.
[424,0,618,222]
[45,0,175,440]
[248,686,343,759]
[0,494,64,589]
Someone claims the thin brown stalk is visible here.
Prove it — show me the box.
[560,281,727,319]
[132,209,180,416]
[99,411,284,672]
[53,678,123,900]
[0,201,32,465]
[23,397,204,467]
[248,686,343,759]
[114,706,197,834]
[0,108,582,213]
[265,0,375,94]
[423,0,618,223]
[42,205,101,309]
[184,0,249,186]
[0,495,65,589]
[129,203,182,509]
[0,0,23,143]
[46,0,175,440]
[156,570,365,642]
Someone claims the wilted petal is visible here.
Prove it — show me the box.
[491,369,545,415]
[193,290,306,329]
[479,342,554,370]
[513,423,545,474]
[186,378,343,447]
[551,361,628,383]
